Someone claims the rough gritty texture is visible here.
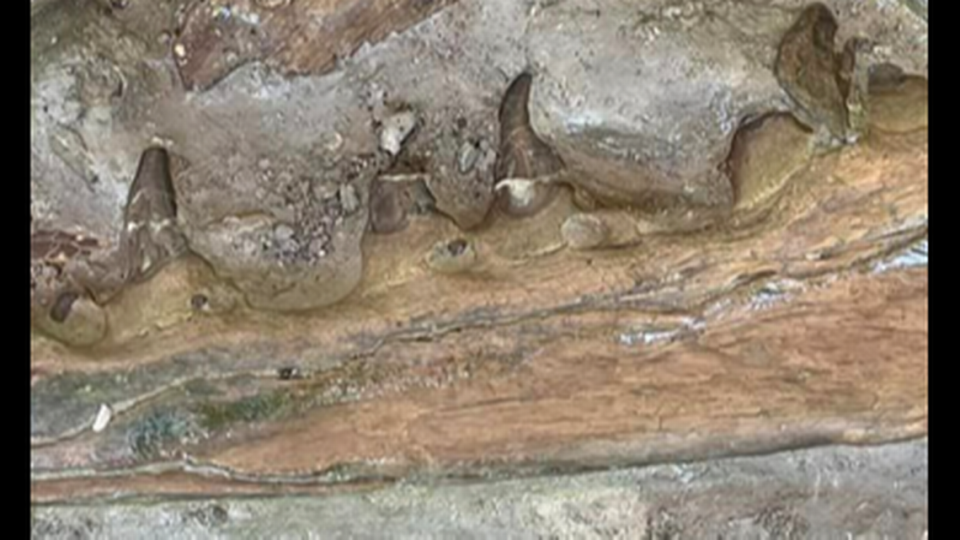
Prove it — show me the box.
[30,0,927,530]
[527,0,788,211]
[31,439,927,539]
[173,0,459,91]
[30,0,928,312]
[526,0,925,217]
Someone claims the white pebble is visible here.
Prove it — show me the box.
[92,403,112,433]
[379,110,417,156]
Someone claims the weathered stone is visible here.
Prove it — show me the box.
[726,113,814,212]
[181,157,372,311]
[30,0,927,323]
[30,0,928,520]
[526,0,791,215]
[561,213,609,251]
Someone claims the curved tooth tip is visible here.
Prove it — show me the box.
[495,178,539,206]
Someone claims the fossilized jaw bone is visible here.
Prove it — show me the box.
[495,72,565,217]
[30,147,191,346]
[121,147,188,284]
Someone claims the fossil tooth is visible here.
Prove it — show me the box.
[498,73,534,142]
[122,147,188,284]
[369,177,434,234]
[370,178,409,234]
[774,3,851,141]
[495,72,564,217]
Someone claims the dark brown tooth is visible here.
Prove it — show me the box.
[495,72,565,217]
[496,72,563,181]
[127,147,177,219]
[774,3,849,140]
[369,177,435,234]
[498,72,533,141]
[369,179,409,234]
[49,290,80,323]
[122,146,187,283]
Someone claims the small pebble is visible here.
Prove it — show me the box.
[312,181,338,202]
[92,403,112,433]
[379,110,417,156]
[322,131,344,152]
[339,184,360,214]
[278,238,299,253]
[308,238,327,256]
[457,141,480,173]
[273,224,295,241]
[561,213,610,250]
